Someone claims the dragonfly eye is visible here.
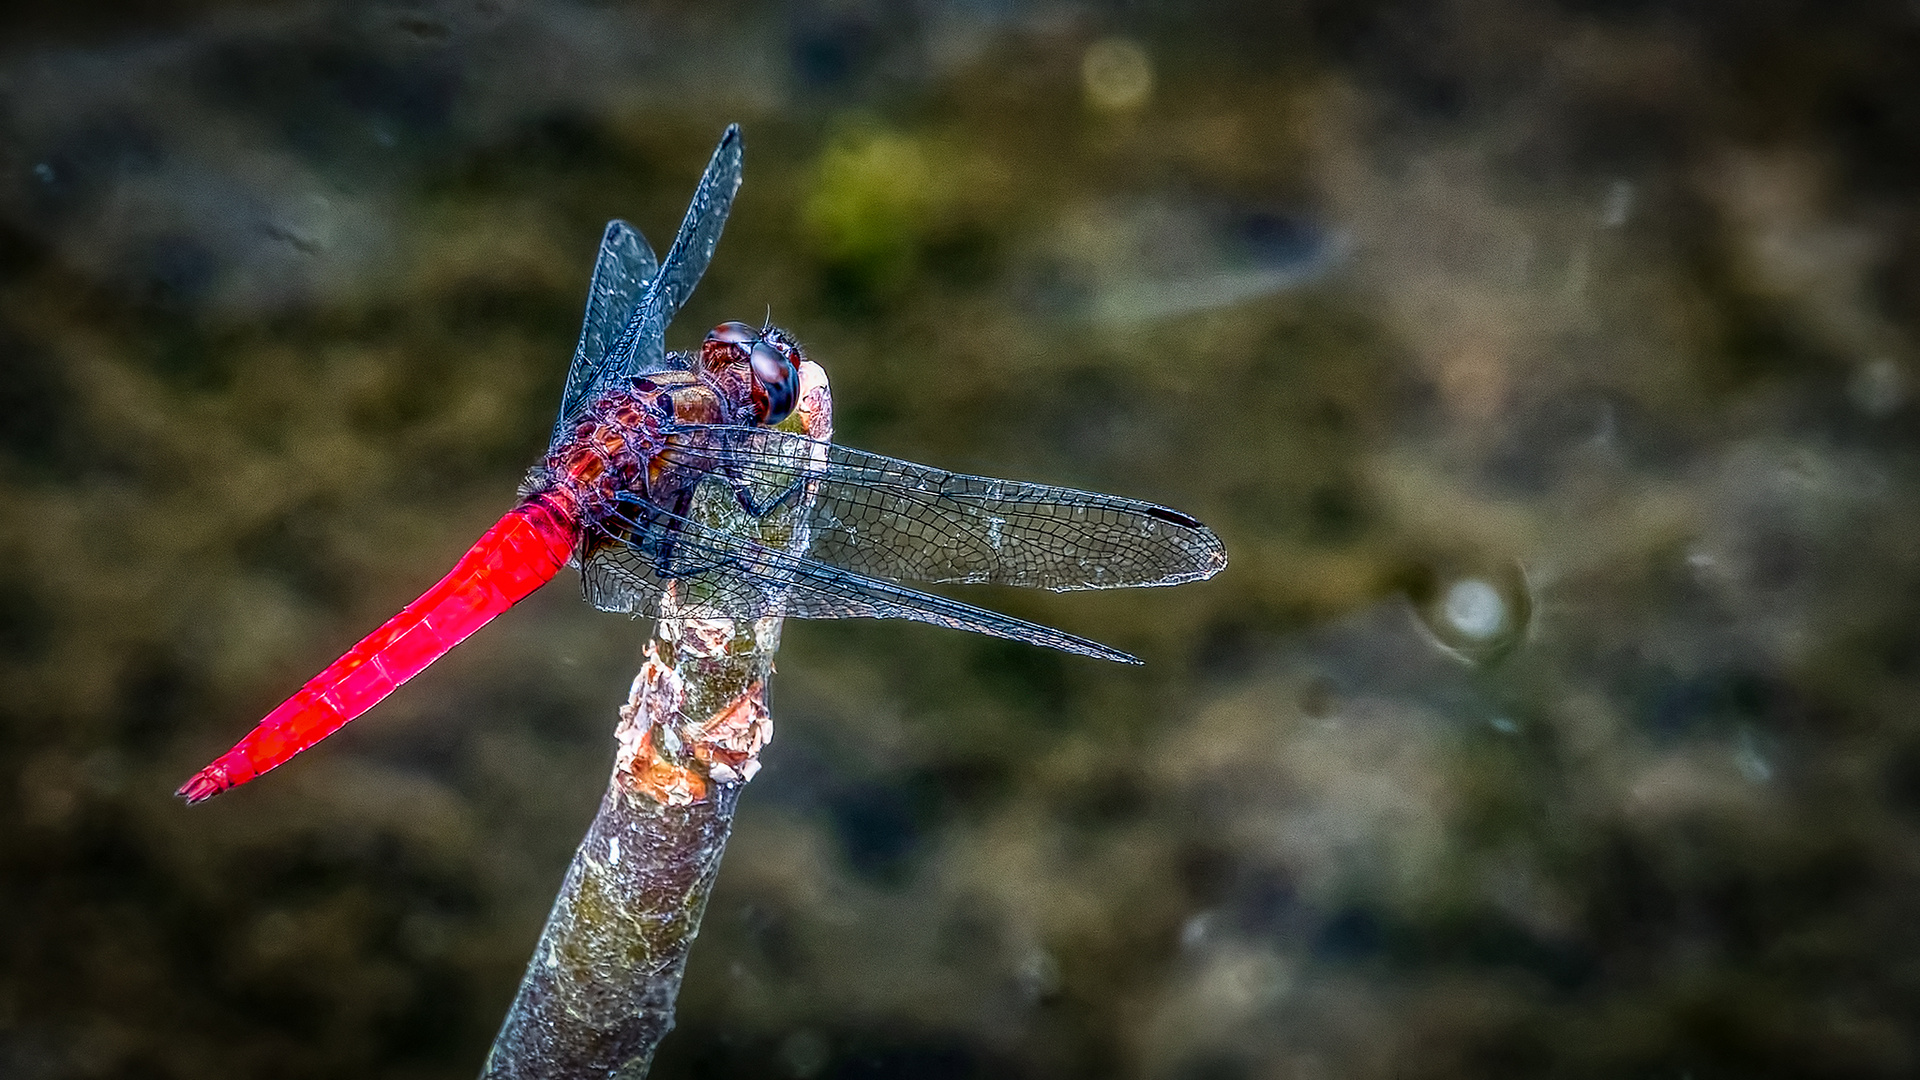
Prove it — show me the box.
[707,321,758,346]
[749,340,798,425]
[702,321,759,371]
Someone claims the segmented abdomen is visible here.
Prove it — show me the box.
[177,493,581,802]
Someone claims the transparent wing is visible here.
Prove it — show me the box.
[578,504,1140,664]
[590,126,744,399]
[551,220,659,446]
[658,425,1228,591]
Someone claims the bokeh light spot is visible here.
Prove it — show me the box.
[1082,38,1154,112]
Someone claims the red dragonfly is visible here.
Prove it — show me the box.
[178,127,1226,803]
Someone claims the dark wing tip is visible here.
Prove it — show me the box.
[710,125,743,177]
[1144,505,1229,577]
[1145,505,1204,529]
[1073,637,1141,664]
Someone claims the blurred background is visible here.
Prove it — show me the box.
[4,1,1919,1077]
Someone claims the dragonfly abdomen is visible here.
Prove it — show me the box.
[176,493,581,802]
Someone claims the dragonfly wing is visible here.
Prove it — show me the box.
[660,426,1228,591]
[578,506,1140,663]
[599,126,745,389]
[578,539,667,615]
[552,220,660,446]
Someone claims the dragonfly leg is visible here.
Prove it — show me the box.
[625,487,698,574]
[653,548,738,579]
[721,466,810,520]
[619,489,741,580]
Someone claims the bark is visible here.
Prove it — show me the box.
[479,772,742,1079]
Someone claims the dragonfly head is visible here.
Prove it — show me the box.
[701,320,803,426]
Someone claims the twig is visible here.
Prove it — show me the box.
[482,364,831,1078]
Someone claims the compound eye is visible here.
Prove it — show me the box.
[707,321,758,346]
[749,340,799,425]
[701,321,758,372]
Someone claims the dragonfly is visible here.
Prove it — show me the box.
[178,126,1226,803]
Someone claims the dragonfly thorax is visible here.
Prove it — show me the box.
[530,323,808,568]
[536,344,775,528]
[539,382,679,516]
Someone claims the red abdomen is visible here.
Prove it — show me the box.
[177,493,581,803]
